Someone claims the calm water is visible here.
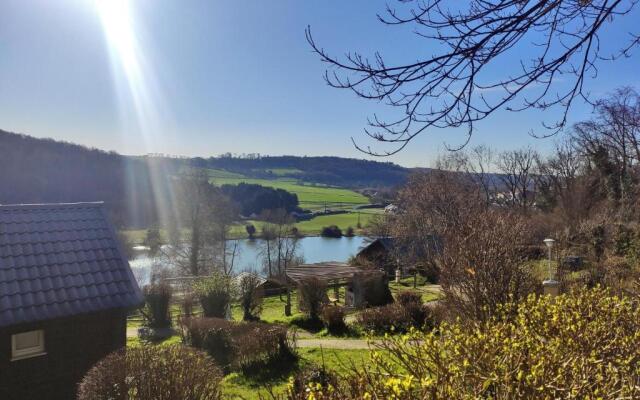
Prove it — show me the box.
[130,236,366,285]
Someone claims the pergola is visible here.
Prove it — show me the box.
[285,262,362,284]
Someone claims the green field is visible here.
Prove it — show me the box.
[206,168,247,179]
[210,176,369,211]
[230,210,380,237]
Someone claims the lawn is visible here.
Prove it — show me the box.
[389,277,442,303]
[221,347,373,400]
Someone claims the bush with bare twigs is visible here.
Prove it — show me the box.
[78,345,222,400]
[239,273,264,321]
[320,305,347,334]
[181,317,296,373]
[297,278,328,321]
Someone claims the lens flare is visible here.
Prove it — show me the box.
[95,0,178,229]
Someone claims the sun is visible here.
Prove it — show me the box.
[94,0,137,77]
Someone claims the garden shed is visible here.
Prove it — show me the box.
[0,202,143,400]
[356,236,441,276]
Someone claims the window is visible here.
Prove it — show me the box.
[11,330,45,361]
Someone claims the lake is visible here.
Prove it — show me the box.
[130,236,367,285]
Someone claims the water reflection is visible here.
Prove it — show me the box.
[130,236,366,286]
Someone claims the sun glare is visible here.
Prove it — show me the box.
[95,0,137,78]
[94,0,179,231]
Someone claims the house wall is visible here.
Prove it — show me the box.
[0,308,127,400]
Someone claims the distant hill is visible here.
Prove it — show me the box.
[0,130,413,227]
[189,155,411,188]
[0,129,178,227]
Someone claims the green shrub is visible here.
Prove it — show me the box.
[294,288,640,399]
[321,225,343,238]
[297,278,328,321]
[239,272,264,321]
[320,305,347,334]
[78,345,222,400]
[143,225,162,256]
[245,223,257,239]
[141,282,172,329]
[355,303,411,334]
[194,273,235,318]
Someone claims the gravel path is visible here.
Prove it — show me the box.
[128,327,377,350]
[297,338,375,349]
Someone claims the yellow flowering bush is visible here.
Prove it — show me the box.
[287,288,640,399]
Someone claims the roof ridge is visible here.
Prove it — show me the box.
[0,202,105,210]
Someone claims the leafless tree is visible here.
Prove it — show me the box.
[391,171,537,321]
[391,170,483,279]
[259,208,301,278]
[441,145,499,203]
[572,87,640,203]
[164,170,237,277]
[307,1,640,154]
[259,208,302,316]
[536,138,598,223]
[437,207,538,322]
[209,193,240,276]
[496,147,539,210]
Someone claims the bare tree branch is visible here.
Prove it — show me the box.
[307,0,639,155]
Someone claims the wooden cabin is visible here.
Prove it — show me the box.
[0,202,143,400]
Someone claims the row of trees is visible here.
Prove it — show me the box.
[220,182,299,216]
[426,88,640,224]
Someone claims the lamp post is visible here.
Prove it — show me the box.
[395,257,401,283]
[542,238,559,296]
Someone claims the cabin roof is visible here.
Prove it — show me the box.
[0,202,143,328]
[357,236,442,259]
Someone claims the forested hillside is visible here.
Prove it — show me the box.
[190,155,410,188]
[0,129,413,227]
[0,129,177,227]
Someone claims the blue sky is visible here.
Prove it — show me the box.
[0,1,638,167]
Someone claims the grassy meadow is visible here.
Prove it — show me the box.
[208,174,369,211]
[122,169,381,243]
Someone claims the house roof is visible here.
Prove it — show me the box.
[0,202,143,328]
[357,237,395,255]
[357,236,442,259]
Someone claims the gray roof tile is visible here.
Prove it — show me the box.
[0,202,143,327]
